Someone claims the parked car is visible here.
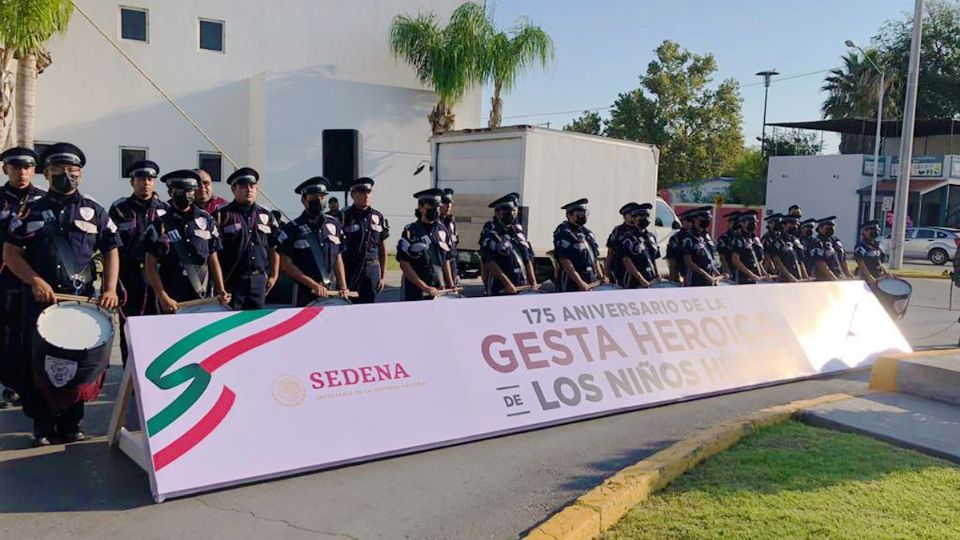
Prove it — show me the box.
[881,227,960,265]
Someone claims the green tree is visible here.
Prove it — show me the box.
[563,110,602,135]
[605,41,744,187]
[763,130,823,157]
[390,2,488,135]
[484,18,553,128]
[727,149,766,206]
[821,50,895,154]
[0,0,73,148]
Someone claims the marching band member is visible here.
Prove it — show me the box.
[396,188,455,300]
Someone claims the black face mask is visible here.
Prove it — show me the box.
[574,215,587,227]
[306,198,325,217]
[745,222,757,233]
[824,227,835,237]
[698,219,711,231]
[784,225,796,235]
[172,190,195,210]
[867,230,879,240]
[637,218,650,229]
[51,173,78,193]
[497,211,516,225]
[424,207,439,222]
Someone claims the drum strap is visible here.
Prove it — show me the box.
[43,214,93,292]
[167,227,209,297]
[304,228,336,288]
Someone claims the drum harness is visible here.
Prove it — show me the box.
[485,226,529,296]
[162,219,209,299]
[43,208,94,297]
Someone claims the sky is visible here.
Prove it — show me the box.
[481,0,917,153]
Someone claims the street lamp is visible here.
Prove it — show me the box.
[846,39,886,225]
[756,69,779,155]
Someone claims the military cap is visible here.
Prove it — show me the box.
[781,215,799,224]
[161,169,201,190]
[684,205,713,219]
[227,167,259,186]
[619,202,640,215]
[788,204,801,212]
[125,159,159,179]
[726,210,743,221]
[441,188,455,204]
[738,212,758,223]
[349,177,375,191]
[40,142,85,168]
[764,212,783,223]
[633,202,653,217]
[800,218,817,227]
[816,216,837,226]
[413,188,445,204]
[295,176,330,195]
[561,198,589,212]
[0,146,39,167]
[489,192,520,209]
[860,220,880,231]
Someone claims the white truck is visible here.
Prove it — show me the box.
[430,125,678,283]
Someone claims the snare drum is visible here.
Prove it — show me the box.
[717,280,737,287]
[650,280,682,289]
[433,291,466,300]
[175,299,231,315]
[307,297,352,307]
[874,277,912,319]
[33,301,114,394]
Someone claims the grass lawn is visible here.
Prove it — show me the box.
[604,422,960,540]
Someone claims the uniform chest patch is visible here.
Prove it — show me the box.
[156,208,167,217]
[324,223,337,235]
[259,212,269,225]
[194,217,207,229]
[371,214,380,225]
[79,207,95,221]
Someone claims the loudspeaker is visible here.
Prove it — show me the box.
[322,129,362,193]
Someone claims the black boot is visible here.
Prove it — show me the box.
[33,420,55,447]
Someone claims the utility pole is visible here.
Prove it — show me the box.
[890,0,925,270]
[756,70,779,154]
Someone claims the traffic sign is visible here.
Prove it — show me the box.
[882,196,893,211]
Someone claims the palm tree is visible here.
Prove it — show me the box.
[0,0,73,149]
[821,50,896,154]
[390,2,489,136]
[484,19,553,128]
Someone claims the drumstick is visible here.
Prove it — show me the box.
[177,298,225,309]
[514,285,532,292]
[585,281,603,290]
[53,293,96,303]
[325,290,360,299]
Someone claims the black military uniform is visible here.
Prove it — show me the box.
[729,213,765,284]
[397,188,453,301]
[667,212,695,284]
[716,211,742,274]
[854,220,886,281]
[279,177,346,307]
[761,213,782,273]
[553,198,601,292]
[110,160,168,364]
[214,168,280,310]
[325,197,345,223]
[341,178,389,304]
[6,143,121,444]
[144,170,223,304]
[809,216,844,280]
[479,193,535,296]
[799,217,817,276]
[680,206,721,287]
[771,215,806,281]
[440,188,459,284]
[0,147,44,404]
[606,202,639,286]
[619,203,660,288]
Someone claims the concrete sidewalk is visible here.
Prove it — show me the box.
[802,392,960,463]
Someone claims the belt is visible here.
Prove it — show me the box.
[364,258,380,265]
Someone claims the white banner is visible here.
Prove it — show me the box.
[123,281,910,501]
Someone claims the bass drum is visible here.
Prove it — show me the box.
[175,299,231,315]
[650,280,682,289]
[307,297,352,307]
[874,277,912,319]
[33,301,114,393]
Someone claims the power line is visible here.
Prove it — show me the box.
[491,66,838,122]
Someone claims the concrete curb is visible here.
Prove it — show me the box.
[889,271,950,280]
[869,348,960,392]
[522,393,855,540]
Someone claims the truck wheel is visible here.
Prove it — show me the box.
[929,247,949,265]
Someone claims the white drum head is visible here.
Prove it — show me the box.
[307,298,352,307]
[37,301,113,350]
[877,277,912,296]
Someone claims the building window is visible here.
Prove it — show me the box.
[121,7,148,42]
[120,147,148,178]
[199,18,224,52]
[198,152,223,183]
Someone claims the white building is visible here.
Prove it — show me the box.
[34,0,482,226]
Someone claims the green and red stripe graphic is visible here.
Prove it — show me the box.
[145,307,322,471]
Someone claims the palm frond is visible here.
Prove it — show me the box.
[0,0,73,57]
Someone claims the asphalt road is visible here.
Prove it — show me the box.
[0,276,956,540]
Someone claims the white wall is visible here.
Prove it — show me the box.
[766,154,864,250]
[33,0,481,209]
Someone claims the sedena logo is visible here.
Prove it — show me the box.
[272,375,306,407]
[144,307,322,471]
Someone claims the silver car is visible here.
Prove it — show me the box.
[882,227,960,265]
